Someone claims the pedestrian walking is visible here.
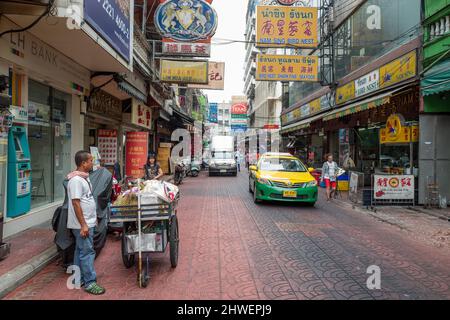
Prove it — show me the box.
[235,152,241,172]
[67,150,106,295]
[321,153,339,202]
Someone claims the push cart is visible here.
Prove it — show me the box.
[110,193,179,288]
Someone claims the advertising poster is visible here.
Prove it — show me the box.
[374,175,415,200]
[98,129,118,165]
[126,132,149,178]
[256,54,318,82]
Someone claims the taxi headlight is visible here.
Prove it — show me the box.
[257,177,272,186]
[306,180,318,187]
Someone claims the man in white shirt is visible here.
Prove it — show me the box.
[67,150,105,295]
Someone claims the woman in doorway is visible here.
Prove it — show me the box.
[143,154,164,181]
[321,154,339,201]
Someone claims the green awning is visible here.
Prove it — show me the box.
[422,59,450,96]
[323,95,390,121]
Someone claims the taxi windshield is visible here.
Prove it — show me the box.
[259,158,307,172]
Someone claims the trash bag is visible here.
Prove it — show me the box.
[53,168,113,267]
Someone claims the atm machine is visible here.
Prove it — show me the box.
[7,125,31,218]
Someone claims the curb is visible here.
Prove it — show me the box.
[0,246,58,299]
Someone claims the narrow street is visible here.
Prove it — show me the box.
[4,171,450,300]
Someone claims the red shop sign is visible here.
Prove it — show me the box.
[231,103,248,115]
[126,132,149,178]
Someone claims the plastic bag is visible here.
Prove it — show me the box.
[141,180,179,203]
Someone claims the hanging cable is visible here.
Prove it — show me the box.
[0,0,56,38]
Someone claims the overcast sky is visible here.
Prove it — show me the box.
[204,0,248,104]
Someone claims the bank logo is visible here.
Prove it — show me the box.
[66,5,82,30]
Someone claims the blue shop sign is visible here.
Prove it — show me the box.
[84,0,132,62]
[155,0,218,42]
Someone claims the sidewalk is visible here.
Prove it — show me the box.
[0,175,174,299]
[323,188,450,250]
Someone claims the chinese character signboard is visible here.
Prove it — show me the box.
[162,42,211,57]
[126,132,149,178]
[374,175,414,200]
[131,99,152,130]
[98,129,118,165]
[189,62,225,90]
[380,114,419,144]
[160,60,208,84]
[380,51,417,89]
[336,82,355,105]
[256,54,318,82]
[355,70,379,97]
[256,6,318,48]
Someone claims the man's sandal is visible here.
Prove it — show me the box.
[85,282,106,295]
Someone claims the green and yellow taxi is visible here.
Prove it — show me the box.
[248,153,318,206]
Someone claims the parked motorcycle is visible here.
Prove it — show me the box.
[174,161,186,185]
[188,159,201,177]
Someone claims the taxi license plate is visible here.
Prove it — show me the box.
[220,169,227,173]
[283,190,297,198]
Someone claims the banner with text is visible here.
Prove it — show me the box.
[126,132,148,178]
[256,54,318,82]
[256,6,318,48]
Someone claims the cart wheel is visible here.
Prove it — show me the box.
[121,233,135,269]
[170,215,179,268]
[139,256,150,288]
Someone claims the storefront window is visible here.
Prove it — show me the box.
[334,0,421,79]
[28,79,71,209]
[288,0,421,109]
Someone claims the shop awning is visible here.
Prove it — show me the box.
[422,58,450,96]
[322,91,393,121]
[117,81,147,102]
[280,112,324,134]
[172,107,194,125]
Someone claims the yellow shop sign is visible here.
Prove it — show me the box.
[380,51,417,88]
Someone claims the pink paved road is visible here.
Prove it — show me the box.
[4,171,450,300]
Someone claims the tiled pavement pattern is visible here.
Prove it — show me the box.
[4,172,450,300]
[0,227,54,276]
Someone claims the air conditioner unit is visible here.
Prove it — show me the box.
[0,0,50,16]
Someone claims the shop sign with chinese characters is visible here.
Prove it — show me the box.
[189,62,225,90]
[380,51,417,88]
[374,175,414,200]
[126,132,148,178]
[98,129,118,165]
[132,99,152,130]
[380,114,418,144]
[336,82,355,105]
[162,42,211,57]
[256,54,318,82]
[355,70,379,97]
[256,6,318,48]
[160,60,208,84]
